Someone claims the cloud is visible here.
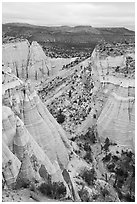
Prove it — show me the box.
[2,2,135,30]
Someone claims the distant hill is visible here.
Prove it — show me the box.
[2,23,135,43]
[95,27,134,35]
[2,23,135,58]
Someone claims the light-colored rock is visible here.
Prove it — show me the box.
[49,57,77,76]
[2,40,30,78]
[2,40,77,81]
[97,85,135,150]
[2,140,21,187]
[27,41,51,80]
[23,90,70,168]
[2,72,74,192]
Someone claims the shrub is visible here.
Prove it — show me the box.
[80,127,97,144]
[110,149,135,201]
[57,113,65,124]
[112,155,119,162]
[83,143,91,152]
[80,168,97,186]
[100,187,110,198]
[78,187,90,202]
[52,182,66,199]
[107,163,115,172]
[38,182,52,197]
[102,153,112,163]
[103,137,110,152]
[15,178,31,189]
[70,137,76,142]
[38,181,66,199]
[92,193,99,200]
[124,193,135,202]
[84,151,93,163]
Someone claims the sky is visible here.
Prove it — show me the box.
[2,2,135,31]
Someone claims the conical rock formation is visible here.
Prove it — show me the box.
[2,140,21,188]
[27,41,51,80]
[2,40,78,81]
[29,86,72,152]
[15,152,36,189]
[23,90,70,168]
[2,72,74,192]
[2,106,16,148]
[2,40,30,78]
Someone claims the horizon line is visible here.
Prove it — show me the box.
[2,22,135,31]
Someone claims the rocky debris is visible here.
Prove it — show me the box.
[43,41,95,58]
[40,63,101,136]
[94,42,135,79]
[96,41,135,58]
[62,55,91,70]
[49,57,77,75]
[101,144,135,201]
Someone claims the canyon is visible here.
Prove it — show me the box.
[2,36,135,202]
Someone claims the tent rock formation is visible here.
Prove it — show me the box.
[2,40,76,81]
[2,72,74,190]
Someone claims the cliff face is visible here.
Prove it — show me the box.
[2,40,76,81]
[2,73,73,190]
[38,42,135,152]
[27,41,51,80]
[97,87,135,149]
[2,40,30,78]
[91,45,135,150]
[2,39,135,201]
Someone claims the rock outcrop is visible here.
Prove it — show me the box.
[2,139,21,188]
[2,40,76,81]
[44,42,135,152]
[91,45,135,150]
[97,87,135,149]
[2,40,30,78]
[27,41,51,80]
[2,72,73,190]
[2,40,135,201]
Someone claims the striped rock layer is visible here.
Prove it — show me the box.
[2,40,76,81]
[91,48,135,150]
[2,73,72,188]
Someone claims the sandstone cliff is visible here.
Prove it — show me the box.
[92,45,135,150]
[2,40,76,81]
[2,40,135,201]
[2,72,71,185]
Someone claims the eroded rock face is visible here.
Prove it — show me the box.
[2,139,21,188]
[91,44,135,150]
[2,40,76,81]
[27,41,51,80]
[2,40,30,78]
[49,57,77,76]
[2,41,135,201]
[2,73,73,190]
[23,91,70,167]
[40,42,135,152]
[97,88,135,149]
